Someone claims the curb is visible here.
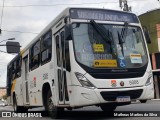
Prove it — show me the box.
[131,99,160,103]
[151,99,160,101]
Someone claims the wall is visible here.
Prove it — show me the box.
[0,89,6,98]
[139,9,160,54]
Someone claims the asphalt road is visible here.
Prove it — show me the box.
[0,100,160,120]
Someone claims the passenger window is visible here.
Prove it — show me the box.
[16,57,21,78]
[41,30,52,65]
[10,56,22,79]
[17,57,22,76]
[30,40,40,70]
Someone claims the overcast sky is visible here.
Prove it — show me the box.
[0,0,160,87]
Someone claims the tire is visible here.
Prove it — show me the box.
[13,95,21,113]
[100,104,117,112]
[13,95,28,113]
[46,90,63,119]
[140,100,147,103]
[21,107,28,113]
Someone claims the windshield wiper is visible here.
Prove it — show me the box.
[90,20,112,43]
[117,31,125,56]
[121,21,129,43]
[117,22,129,57]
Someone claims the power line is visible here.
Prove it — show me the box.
[0,0,148,8]
[0,50,17,55]
[2,22,159,35]
[0,69,5,72]
[0,62,9,64]
[0,0,155,36]
[0,50,8,53]
[0,62,7,65]
[2,29,39,34]
[0,1,120,8]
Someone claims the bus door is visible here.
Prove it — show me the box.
[22,55,30,105]
[55,30,69,105]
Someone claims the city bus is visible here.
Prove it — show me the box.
[7,7,154,118]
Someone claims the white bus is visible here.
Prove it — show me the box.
[7,7,154,118]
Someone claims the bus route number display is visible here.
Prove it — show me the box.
[70,8,139,23]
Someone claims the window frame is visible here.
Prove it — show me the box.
[30,40,41,71]
[8,55,22,80]
[41,30,52,65]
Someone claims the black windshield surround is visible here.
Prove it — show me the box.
[72,23,148,79]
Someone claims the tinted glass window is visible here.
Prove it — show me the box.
[41,30,52,64]
[30,40,40,70]
[72,23,147,69]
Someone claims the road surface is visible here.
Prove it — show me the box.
[0,100,160,120]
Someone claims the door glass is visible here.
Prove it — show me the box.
[24,58,28,80]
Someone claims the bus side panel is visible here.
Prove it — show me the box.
[11,77,24,106]
[28,62,54,106]
[28,68,43,106]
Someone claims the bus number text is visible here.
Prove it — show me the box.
[129,80,139,85]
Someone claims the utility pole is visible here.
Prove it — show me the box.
[119,0,132,12]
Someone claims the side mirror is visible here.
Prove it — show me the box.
[64,24,72,41]
[6,41,21,53]
[143,26,151,44]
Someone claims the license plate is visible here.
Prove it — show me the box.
[116,96,131,102]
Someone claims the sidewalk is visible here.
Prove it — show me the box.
[132,99,160,104]
[152,99,160,101]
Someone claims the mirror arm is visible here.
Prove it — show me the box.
[143,26,151,44]
[64,24,72,40]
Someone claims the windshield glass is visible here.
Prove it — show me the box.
[72,23,147,69]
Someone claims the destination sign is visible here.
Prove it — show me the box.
[70,8,139,23]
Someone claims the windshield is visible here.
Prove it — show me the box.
[72,23,147,69]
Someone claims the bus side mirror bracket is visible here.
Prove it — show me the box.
[64,24,72,41]
[143,26,151,44]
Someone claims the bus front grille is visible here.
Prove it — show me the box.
[100,89,143,101]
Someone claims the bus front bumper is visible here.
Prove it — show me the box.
[69,83,154,107]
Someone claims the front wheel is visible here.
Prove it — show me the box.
[100,104,117,112]
[13,95,28,113]
[46,90,64,119]
[13,95,20,112]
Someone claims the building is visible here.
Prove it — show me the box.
[0,88,6,98]
[139,9,160,54]
[139,9,160,99]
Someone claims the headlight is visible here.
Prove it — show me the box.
[75,72,96,89]
[145,74,152,86]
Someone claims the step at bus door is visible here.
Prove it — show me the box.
[55,30,69,105]
[22,55,30,105]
